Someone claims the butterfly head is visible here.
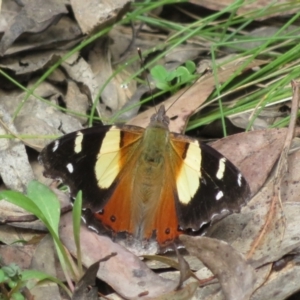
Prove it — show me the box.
[150,105,170,129]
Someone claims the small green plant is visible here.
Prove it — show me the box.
[150,60,197,93]
[0,263,24,300]
[0,181,83,298]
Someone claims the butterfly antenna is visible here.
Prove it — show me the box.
[165,76,200,114]
[137,48,157,113]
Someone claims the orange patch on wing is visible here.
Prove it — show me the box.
[145,181,183,245]
[93,130,143,234]
[93,173,135,234]
[94,130,191,245]
[143,140,188,245]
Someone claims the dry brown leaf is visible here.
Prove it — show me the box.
[0,244,35,269]
[251,258,300,300]
[0,0,68,55]
[188,0,299,20]
[88,38,135,117]
[0,50,68,75]
[70,0,131,34]
[151,281,199,300]
[65,80,89,124]
[0,81,83,150]
[180,235,257,300]
[0,104,34,191]
[0,225,39,246]
[281,149,300,203]
[2,16,82,56]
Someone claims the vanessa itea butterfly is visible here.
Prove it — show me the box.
[39,105,250,246]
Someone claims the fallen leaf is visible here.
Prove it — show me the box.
[0,104,34,191]
[188,0,299,20]
[70,0,131,34]
[180,235,257,300]
[0,0,68,55]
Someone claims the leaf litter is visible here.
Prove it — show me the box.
[0,1,300,299]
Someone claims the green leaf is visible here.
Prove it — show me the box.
[185,60,196,74]
[176,66,190,82]
[0,191,43,218]
[155,81,170,90]
[0,269,6,282]
[73,191,83,274]
[12,292,25,300]
[26,180,60,236]
[150,65,168,81]
[165,70,177,82]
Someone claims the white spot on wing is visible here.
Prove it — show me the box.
[52,140,59,152]
[216,157,226,180]
[74,131,83,154]
[237,173,242,187]
[95,127,121,188]
[176,141,201,204]
[66,163,74,173]
[216,190,224,200]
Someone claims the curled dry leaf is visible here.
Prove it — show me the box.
[251,256,300,300]
[2,16,82,56]
[60,212,178,299]
[180,235,257,300]
[0,0,68,55]
[70,0,131,34]
[65,80,90,124]
[0,50,68,75]
[88,38,134,116]
[0,81,83,151]
[72,255,117,300]
[0,104,34,192]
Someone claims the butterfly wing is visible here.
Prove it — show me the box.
[39,125,144,212]
[169,133,250,231]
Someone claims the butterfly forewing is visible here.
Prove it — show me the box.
[172,138,250,230]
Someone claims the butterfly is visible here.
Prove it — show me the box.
[39,104,250,246]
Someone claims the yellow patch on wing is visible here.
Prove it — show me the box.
[95,127,121,189]
[95,127,143,189]
[172,140,201,205]
[74,131,83,153]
